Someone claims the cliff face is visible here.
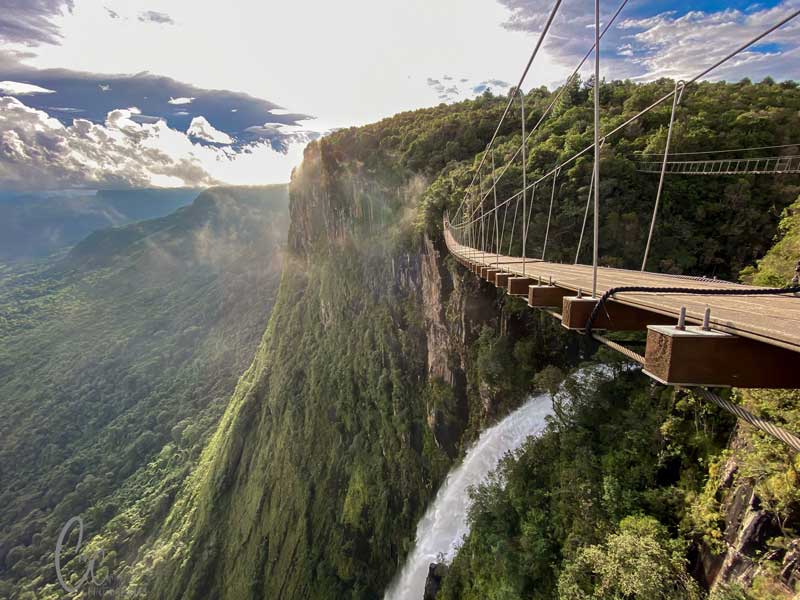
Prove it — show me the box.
[135,123,579,599]
[135,139,487,599]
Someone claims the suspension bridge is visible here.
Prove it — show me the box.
[444,1,800,449]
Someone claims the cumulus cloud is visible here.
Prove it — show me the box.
[617,5,800,81]
[138,10,174,25]
[0,80,55,95]
[0,0,74,45]
[497,0,800,82]
[0,66,314,151]
[187,116,233,144]
[0,97,221,189]
[427,75,511,101]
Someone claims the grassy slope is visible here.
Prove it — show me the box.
[0,185,288,599]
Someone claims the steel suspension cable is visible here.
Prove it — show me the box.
[641,80,685,271]
[452,0,563,221]
[542,167,560,260]
[492,148,500,269]
[507,193,520,256]
[592,0,600,298]
[464,0,631,224]
[525,184,537,256]
[452,7,800,232]
[588,337,800,452]
[575,167,595,264]
[520,88,528,276]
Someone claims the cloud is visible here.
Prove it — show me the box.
[187,116,233,144]
[0,0,74,45]
[616,5,800,81]
[0,95,309,189]
[0,80,56,95]
[105,7,119,19]
[0,96,218,189]
[496,0,800,82]
[0,65,315,152]
[138,10,174,25]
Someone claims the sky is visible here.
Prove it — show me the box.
[0,0,798,191]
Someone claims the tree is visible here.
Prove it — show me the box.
[557,516,702,600]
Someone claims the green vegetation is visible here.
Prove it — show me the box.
[123,77,800,600]
[4,76,797,599]
[437,151,800,599]
[436,366,734,600]
[0,186,288,599]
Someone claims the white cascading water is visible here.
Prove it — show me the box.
[383,393,553,600]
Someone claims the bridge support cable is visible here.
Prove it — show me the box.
[492,149,500,270]
[453,0,563,223]
[520,88,529,276]
[526,184,537,258]
[464,0,631,224]
[641,79,685,271]
[459,6,800,233]
[694,388,800,453]
[584,285,800,338]
[592,0,601,298]
[589,334,800,452]
[508,191,520,257]
[591,333,647,364]
[576,168,595,264]
[479,169,486,255]
[499,186,510,260]
[542,167,560,260]
[517,89,528,277]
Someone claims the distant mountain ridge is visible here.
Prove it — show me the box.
[0,188,200,261]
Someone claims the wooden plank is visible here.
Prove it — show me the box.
[444,230,800,352]
[644,325,800,388]
[495,273,512,288]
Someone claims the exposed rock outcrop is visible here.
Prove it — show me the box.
[423,563,448,600]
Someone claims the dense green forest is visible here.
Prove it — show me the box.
[0,185,289,598]
[438,196,800,599]
[121,77,800,599]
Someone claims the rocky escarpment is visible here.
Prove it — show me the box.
[694,429,800,596]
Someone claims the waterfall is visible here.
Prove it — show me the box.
[383,393,553,600]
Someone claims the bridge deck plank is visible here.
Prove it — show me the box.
[447,235,800,352]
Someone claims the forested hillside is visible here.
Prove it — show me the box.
[128,77,799,599]
[0,188,199,261]
[0,185,289,599]
[437,193,800,600]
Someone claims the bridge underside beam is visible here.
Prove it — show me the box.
[528,285,571,307]
[561,297,676,331]
[496,272,512,288]
[644,325,800,388]
[508,277,534,296]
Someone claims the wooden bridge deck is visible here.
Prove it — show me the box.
[445,231,800,354]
